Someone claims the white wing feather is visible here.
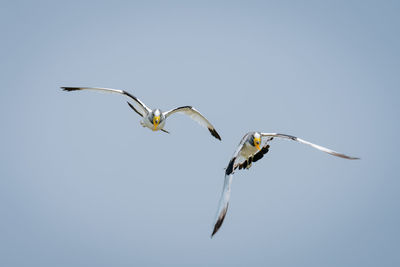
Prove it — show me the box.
[211,132,252,237]
[211,173,233,237]
[61,87,151,116]
[211,132,358,237]
[260,133,359,159]
[163,106,221,140]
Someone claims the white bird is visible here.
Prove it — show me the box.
[211,132,359,237]
[61,87,221,140]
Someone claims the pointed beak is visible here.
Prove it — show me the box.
[153,116,160,130]
[254,138,261,150]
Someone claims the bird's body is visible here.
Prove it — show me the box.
[212,131,359,237]
[61,87,359,238]
[238,135,260,159]
[61,87,221,140]
[139,109,166,131]
[232,135,260,170]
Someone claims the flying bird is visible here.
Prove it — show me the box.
[211,132,359,237]
[61,87,221,140]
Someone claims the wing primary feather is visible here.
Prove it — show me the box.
[61,87,150,116]
[61,87,80,91]
[242,160,248,169]
[212,203,229,237]
[121,91,150,113]
[168,105,192,112]
[252,145,270,163]
[225,158,236,175]
[261,133,360,160]
[163,106,221,140]
[212,173,233,238]
[127,101,144,117]
[208,128,222,140]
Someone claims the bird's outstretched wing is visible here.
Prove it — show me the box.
[211,132,253,237]
[212,132,359,237]
[61,87,151,117]
[212,173,233,237]
[163,106,221,140]
[260,133,359,160]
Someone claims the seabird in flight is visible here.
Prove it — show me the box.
[61,87,221,140]
[211,132,359,237]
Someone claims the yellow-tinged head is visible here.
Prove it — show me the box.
[153,115,161,130]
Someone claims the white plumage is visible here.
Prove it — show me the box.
[211,131,359,237]
[61,87,221,140]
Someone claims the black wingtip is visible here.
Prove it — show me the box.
[208,128,221,141]
[343,155,360,160]
[225,158,235,175]
[211,227,218,238]
[61,87,81,91]
[126,101,143,117]
[211,218,223,238]
[211,205,229,238]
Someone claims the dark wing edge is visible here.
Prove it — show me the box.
[211,132,257,237]
[211,173,233,238]
[163,106,221,141]
[212,203,229,237]
[121,90,151,115]
[61,87,80,91]
[261,133,360,160]
[164,105,192,114]
[127,101,144,117]
[209,128,222,141]
[236,144,270,171]
[61,87,151,116]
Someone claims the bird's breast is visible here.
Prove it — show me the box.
[240,143,258,159]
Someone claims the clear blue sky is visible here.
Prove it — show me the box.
[1,1,399,266]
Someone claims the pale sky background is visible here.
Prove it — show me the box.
[1,1,399,266]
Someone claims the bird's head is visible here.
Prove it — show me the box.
[152,109,162,130]
[252,132,261,150]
